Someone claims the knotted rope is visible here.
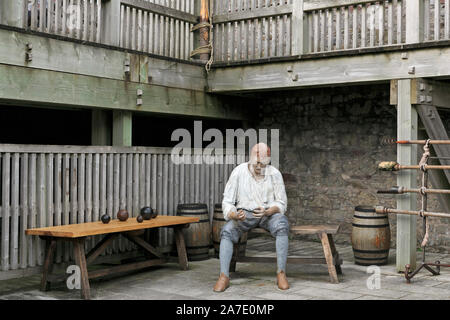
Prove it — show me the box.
[190,0,214,73]
[420,139,431,247]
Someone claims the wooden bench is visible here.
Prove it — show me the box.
[231,225,343,283]
[25,215,198,300]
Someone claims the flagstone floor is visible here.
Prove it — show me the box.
[1,236,450,300]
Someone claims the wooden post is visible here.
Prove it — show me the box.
[0,0,26,28]
[405,0,424,43]
[101,0,121,46]
[113,110,132,147]
[292,0,307,55]
[396,79,418,272]
[91,110,112,146]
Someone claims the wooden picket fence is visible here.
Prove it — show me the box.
[0,144,242,272]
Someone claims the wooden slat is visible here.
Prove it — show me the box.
[387,1,393,44]
[112,153,120,253]
[446,0,450,39]
[0,153,10,270]
[20,153,29,269]
[10,153,20,270]
[78,153,85,223]
[435,0,440,41]
[424,0,430,41]
[361,3,366,47]
[54,153,62,263]
[378,1,384,46]
[96,0,101,42]
[28,154,37,267]
[396,0,401,44]
[62,154,70,261]
[369,3,375,47]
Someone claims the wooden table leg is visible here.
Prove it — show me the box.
[319,232,339,284]
[73,237,91,300]
[86,233,118,265]
[40,238,57,292]
[327,234,342,275]
[174,227,189,270]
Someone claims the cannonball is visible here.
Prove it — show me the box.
[136,215,144,223]
[140,206,153,220]
[101,214,111,224]
[117,209,129,222]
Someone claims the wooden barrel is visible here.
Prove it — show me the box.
[177,203,211,261]
[212,203,247,258]
[351,206,391,266]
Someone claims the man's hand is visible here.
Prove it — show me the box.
[230,209,246,221]
[252,206,267,218]
[253,206,280,218]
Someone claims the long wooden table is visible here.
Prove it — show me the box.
[25,215,199,300]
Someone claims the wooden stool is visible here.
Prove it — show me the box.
[230,225,342,283]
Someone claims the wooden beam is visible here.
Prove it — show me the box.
[405,0,424,44]
[207,45,450,93]
[396,79,418,273]
[303,0,375,12]
[120,0,197,24]
[412,79,450,109]
[113,110,132,147]
[416,105,450,182]
[291,0,307,55]
[0,0,26,28]
[212,5,293,24]
[92,110,112,146]
[0,63,250,120]
[101,0,121,46]
[0,27,206,92]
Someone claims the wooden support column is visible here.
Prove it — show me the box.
[0,0,26,28]
[101,0,121,46]
[292,0,307,55]
[113,110,132,147]
[405,0,424,43]
[91,110,111,146]
[395,79,418,272]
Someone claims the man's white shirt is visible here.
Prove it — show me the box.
[222,162,288,221]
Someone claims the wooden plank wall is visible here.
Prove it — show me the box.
[26,0,102,42]
[0,145,242,272]
[304,0,406,53]
[212,0,293,62]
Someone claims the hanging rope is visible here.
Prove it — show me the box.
[420,139,431,248]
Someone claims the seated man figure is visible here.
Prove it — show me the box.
[213,143,289,292]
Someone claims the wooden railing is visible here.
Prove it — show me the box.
[119,0,196,59]
[26,0,103,42]
[2,1,450,64]
[211,0,294,62]
[303,0,405,53]
[0,144,241,272]
[209,0,450,62]
[21,0,197,61]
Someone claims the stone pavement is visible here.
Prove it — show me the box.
[1,236,450,300]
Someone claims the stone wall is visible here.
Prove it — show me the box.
[256,83,450,252]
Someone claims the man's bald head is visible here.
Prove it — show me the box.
[249,143,271,165]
